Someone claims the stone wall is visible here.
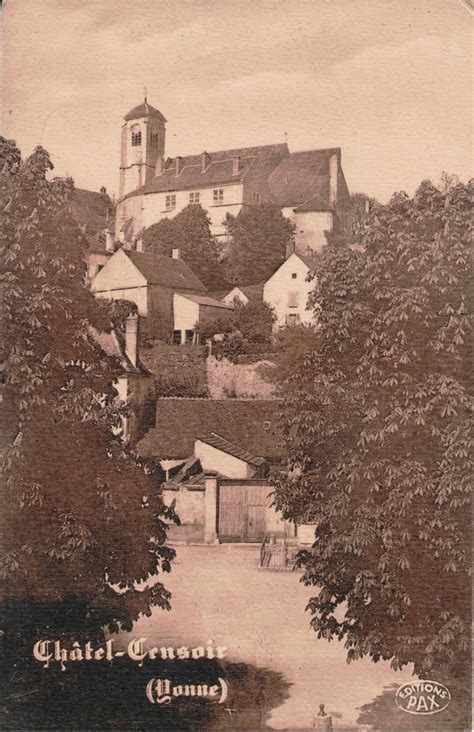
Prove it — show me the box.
[141,342,208,397]
[206,356,276,399]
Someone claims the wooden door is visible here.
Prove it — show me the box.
[245,485,268,541]
[219,484,268,542]
[219,484,245,542]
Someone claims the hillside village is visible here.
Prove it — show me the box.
[3,1,471,727]
[74,98,353,550]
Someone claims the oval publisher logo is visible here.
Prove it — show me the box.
[395,680,451,715]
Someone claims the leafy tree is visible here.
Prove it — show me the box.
[142,204,228,289]
[106,297,138,332]
[0,138,175,643]
[196,300,275,349]
[233,300,275,343]
[273,179,472,680]
[224,205,295,285]
[264,323,319,385]
[350,192,379,243]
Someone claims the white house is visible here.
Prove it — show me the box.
[90,248,206,341]
[114,99,352,252]
[263,251,317,330]
[172,292,234,345]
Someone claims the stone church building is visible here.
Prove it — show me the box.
[113,98,352,255]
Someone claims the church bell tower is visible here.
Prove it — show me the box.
[119,98,166,199]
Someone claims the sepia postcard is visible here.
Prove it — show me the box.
[1,1,472,730]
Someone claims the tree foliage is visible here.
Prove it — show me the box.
[0,138,175,638]
[350,191,379,243]
[224,205,295,285]
[106,297,138,333]
[142,204,228,289]
[273,179,472,678]
[197,300,275,342]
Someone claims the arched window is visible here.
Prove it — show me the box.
[131,126,141,146]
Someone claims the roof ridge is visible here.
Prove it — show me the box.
[288,146,340,155]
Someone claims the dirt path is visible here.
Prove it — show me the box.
[119,545,415,730]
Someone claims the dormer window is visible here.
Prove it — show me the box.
[189,192,200,205]
[213,188,224,204]
[263,420,271,430]
[131,126,141,146]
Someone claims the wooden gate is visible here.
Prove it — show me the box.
[218,484,269,542]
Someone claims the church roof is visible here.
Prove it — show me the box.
[124,101,167,123]
[125,250,206,292]
[267,148,340,210]
[122,143,288,199]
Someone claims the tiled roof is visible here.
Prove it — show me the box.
[294,193,333,213]
[125,251,206,292]
[137,399,280,460]
[124,101,167,123]
[123,143,288,199]
[166,471,206,489]
[268,148,340,210]
[90,327,149,374]
[70,188,115,247]
[241,283,265,301]
[295,252,319,271]
[218,283,264,303]
[197,432,267,467]
[178,293,234,309]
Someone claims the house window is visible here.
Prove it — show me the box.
[172,330,181,345]
[189,191,200,205]
[185,329,194,344]
[166,194,176,211]
[291,273,297,279]
[213,188,224,204]
[252,192,261,205]
[131,126,141,146]
[150,132,159,147]
[287,313,300,327]
[288,291,299,308]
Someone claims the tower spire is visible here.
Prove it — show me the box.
[144,85,147,103]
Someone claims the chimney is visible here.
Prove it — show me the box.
[232,156,240,175]
[155,157,165,176]
[175,156,184,176]
[201,151,210,172]
[329,152,339,208]
[172,248,180,259]
[125,312,139,368]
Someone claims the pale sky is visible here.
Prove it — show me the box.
[2,0,472,202]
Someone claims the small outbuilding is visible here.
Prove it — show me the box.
[172,293,234,345]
